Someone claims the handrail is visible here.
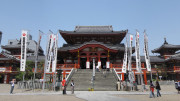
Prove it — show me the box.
[65,68,75,85]
[112,68,121,81]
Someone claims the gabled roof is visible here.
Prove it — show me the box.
[58,40,125,52]
[152,39,180,53]
[1,45,34,53]
[59,25,127,44]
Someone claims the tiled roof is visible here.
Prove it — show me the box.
[74,26,113,32]
[58,40,126,51]
[132,56,165,63]
[165,53,180,62]
[152,44,180,53]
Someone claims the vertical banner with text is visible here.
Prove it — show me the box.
[144,33,151,71]
[52,34,58,73]
[135,31,141,73]
[20,30,28,71]
[122,36,128,73]
[44,34,54,73]
[128,35,133,71]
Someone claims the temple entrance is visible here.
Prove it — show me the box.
[90,58,97,69]
[80,58,87,69]
[101,58,107,69]
[0,75,4,83]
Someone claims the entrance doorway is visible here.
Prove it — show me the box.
[101,58,107,69]
[80,58,87,69]
[90,58,97,69]
[0,75,4,83]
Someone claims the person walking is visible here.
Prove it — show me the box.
[61,78,66,94]
[116,79,120,91]
[10,79,16,94]
[71,80,75,94]
[156,81,161,97]
[149,80,155,98]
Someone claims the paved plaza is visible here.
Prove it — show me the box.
[0,84,179,101]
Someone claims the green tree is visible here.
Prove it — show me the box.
[35,61,44,79]
[15,61,35,81]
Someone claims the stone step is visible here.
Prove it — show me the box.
[66,69,117,91]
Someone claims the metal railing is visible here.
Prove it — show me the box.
[65,68,75,85]
[112,68,121,81]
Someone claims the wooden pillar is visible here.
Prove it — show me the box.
[143,70,147,85]
[86,54,90,69]
[106,50,110,68]
[98,53,101,68]
[78,49,80,66]
[63,70,66,79]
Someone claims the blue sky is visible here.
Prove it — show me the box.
[0,0,180,55]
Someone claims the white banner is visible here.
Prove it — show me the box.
[20,30,28,71]
[128,35,133,71]
[144,33,151,71]
[122,36,128,73]
[44,34,54,73]
[52,34,58,73]
[135,31,141,73]
[128,71,135,82]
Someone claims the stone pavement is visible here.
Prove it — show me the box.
[0,91,178,101]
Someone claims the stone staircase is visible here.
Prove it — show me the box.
[66,69,117,91]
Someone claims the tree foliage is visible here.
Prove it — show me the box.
[15,61,44,81]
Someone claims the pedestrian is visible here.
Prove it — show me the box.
[116,79,120,91]
[71,80,75,94]
[156,81,161,97]
[149,80,155,98]
[61,78,66,94]
[10,79,16,94]
[103,69,106,78]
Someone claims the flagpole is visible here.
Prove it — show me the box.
[33,31,42,92]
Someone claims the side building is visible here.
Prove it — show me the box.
[0,34,44,83]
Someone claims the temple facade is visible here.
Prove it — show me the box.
[0,26,180,84]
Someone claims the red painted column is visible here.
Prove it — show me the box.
[6,74,10,84]
[143,70,147,85]
[122,73,124,81]
[63,70,66,79]
[78,49,80,67]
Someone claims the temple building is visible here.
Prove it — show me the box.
[0,34,44,83]
[0,26,180,85]
[151,38,180,80]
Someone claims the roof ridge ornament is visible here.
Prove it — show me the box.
[164,37,168,44]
